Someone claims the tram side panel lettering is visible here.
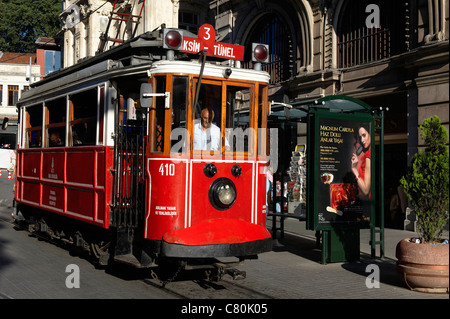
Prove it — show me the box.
[42,152,64,181]
[145,159,188,240]
[42,185,64,211]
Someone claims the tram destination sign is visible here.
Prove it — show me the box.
[181,24,245,61]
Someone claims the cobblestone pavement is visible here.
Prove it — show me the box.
[0,177,448,303]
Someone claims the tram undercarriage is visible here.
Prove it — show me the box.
[12,203,267,282]
[13,204,114,266]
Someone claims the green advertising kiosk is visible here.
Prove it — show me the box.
[270,95,386,264]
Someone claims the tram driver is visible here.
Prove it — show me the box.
[193,108,229,151]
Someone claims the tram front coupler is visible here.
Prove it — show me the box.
[204,262,246,282]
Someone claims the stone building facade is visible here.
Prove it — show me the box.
[58,0,448,220]
[59,0,211,67]
[212,0,449,196]
[0,53,40,120]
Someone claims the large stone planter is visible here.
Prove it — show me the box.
[396,238,449,293]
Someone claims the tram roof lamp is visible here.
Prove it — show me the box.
[223,68,232,79]
[163,30,183,50]
[252,43,269,63]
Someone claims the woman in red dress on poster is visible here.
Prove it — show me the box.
[351,124,371,199]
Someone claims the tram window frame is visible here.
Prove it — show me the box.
[68,88,98,147]
[258,84,269,157]
[170,76,188,155]
[25,104,43,148]
[98,86,105,144]
[149,75,167,153]
[224,83,254,157]
[45,97,67,148]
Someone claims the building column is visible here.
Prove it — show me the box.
[425,0,446,43]
[406,82,418,164]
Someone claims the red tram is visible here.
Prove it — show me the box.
[13,26,273,275]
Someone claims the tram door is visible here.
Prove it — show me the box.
[112,94,148,264]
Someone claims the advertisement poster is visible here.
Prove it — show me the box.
[316,116,372,228]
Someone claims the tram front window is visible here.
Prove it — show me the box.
[191,83,253,155]
[167,80,256,156]
[193,84,225,152]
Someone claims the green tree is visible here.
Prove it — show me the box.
[0,0,61,53]
[400,116,449,243]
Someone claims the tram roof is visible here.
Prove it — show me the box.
[148,60,270,83]
[18,29,270,107]
[33,31,166,86]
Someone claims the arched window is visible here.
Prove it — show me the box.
[337,0,407,68]
[244,13,294,84]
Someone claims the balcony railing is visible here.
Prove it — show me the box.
[338,27,393,68]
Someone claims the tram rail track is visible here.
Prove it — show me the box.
[143,275,277,299]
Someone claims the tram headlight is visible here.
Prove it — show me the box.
[218,184,235,205]
[209,178,237,210]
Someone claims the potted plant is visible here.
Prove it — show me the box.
[396,115,449,293]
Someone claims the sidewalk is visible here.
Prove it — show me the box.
[271,215,449,260]
[258,216,449,299]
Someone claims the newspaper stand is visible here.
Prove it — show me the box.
[268,95,386,264]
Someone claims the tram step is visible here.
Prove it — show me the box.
[114,253,141,267]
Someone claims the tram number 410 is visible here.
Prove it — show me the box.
[159,163,175,176]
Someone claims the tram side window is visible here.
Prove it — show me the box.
[225,86,252,154]
[171,76,188,153]
[46,98,66,147]
[69,89,97,146]
[151,76,166,152]
[25,105,43,148]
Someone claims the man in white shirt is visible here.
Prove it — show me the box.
[193,108,228,151]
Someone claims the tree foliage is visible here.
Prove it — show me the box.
[400,116,449,243]
[0,0,61,53]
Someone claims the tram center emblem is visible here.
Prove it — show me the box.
[48,156,58,179]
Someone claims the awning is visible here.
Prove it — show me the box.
[269,95,374,121]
